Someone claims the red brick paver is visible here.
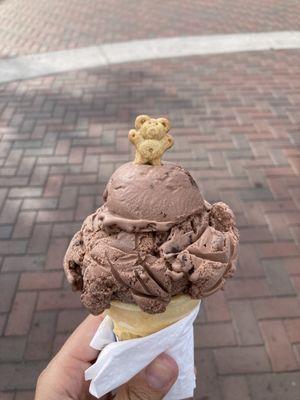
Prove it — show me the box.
[0,27,300,400]
[0,0,300,58]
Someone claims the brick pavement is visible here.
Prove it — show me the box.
[1,0,300,58]
[0,47,300,398]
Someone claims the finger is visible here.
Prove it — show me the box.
[115,353,178,400]
[59,314,104,363]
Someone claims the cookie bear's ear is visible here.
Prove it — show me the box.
[157,117,170,133]
[135,115,150,129]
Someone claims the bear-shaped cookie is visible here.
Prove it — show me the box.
[128,114,174,165]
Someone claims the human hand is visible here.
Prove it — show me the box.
[35,314,178,400]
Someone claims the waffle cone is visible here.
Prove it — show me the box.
[105,295,200,340]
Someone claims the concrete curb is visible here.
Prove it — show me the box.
[1,31,300,83]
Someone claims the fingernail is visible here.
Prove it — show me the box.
[145,354,176,390]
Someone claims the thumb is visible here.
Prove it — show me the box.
[115,353,178,400]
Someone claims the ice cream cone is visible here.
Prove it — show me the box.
[105,295,200,340]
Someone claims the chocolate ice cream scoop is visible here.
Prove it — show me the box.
[64,115,239,314]
[100,161,205,231]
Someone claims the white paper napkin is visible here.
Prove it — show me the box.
[85,303,200,400]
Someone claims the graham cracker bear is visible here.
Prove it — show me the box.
[128,115,174,165]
